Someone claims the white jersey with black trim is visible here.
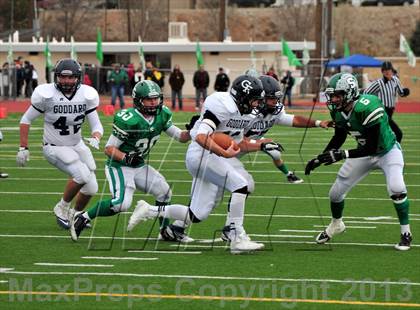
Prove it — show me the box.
[31,83,99,146]
[189,92,252,150]
[244,107,294,139]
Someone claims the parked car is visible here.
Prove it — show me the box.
[359,0,414,5]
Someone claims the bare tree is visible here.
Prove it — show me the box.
[273,3,315,41]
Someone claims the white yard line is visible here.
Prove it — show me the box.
[280,229,324,233]
[2,166,420,176]
[81,256,158,261]
[248,234,313,238]
[312,225,378,229]
[34,263,114,268]
[5,177,420,188]
[1,270,418,287]
[0,280,8,284]
[127,250,202,255]
[1,191,419,202]
[1,210,420,222]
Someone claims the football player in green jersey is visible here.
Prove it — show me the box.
[305,73,412,251]
[70,80,191,241]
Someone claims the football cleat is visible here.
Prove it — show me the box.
[315,219,346,244]
[127,200,155,232]
[394,232,412,251]
[160,224,194,243]
[287,172,303,184]
[70,213,90,242]
[0,171,8,178]
[230,230,264,254]
[221,225,232,242]
[53,203,74,230]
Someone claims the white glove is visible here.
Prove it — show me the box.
[16,147,30,167]
[84,137,100,150]
[0,130,3,141]
[261,142,284,161]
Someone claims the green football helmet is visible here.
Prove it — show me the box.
[132,80,163,115]
[324,73,359,112]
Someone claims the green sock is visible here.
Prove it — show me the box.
[277,163,289,175]
[156,201,170,229]
[87,199,116,220]
[331,201,344,219]
[394,199,409,225]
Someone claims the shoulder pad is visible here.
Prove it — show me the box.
[214,92,237,114]
[34,84,55,99]
[161,105,172,115]
[80,85,99,101]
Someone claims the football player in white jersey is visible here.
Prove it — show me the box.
[16,58,103,229]
[243,75,332,183]
[127,75,268,254]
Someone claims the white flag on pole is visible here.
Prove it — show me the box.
[400,33,416,67]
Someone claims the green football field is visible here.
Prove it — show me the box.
[0,111,419,309]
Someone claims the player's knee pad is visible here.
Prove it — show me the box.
[388,183,407,198]
[79,173,98,196]
[266,149,281,161]
[329,182,346,203]
[233,186,248,195]
[390,193,407,204]
[72,163,92,185]
[154,183,172,203]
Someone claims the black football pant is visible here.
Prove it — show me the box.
[385,107,402,143]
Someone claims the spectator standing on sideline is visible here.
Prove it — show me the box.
[266,66,279,81]
[134,66,144,84]
[15,57,24,97]
[281,70,295,107]
[364,61,409,143]
[144,61,164,88]
[214,67,230,92]
[193,65,209,110]
[127,63,135,90]
[23,61,33,97]
[2,63,10,98]
[32,66,38,90]
[169,64,185,110]
[108,63,128,109]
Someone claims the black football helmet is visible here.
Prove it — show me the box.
[54,58,82,95]
[259,75,284,115]
[230,75,265,114]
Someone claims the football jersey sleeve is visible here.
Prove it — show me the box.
[273,109,294,126]
[111,111,131,141]
[30,85,47,113]
[82,85,100,114]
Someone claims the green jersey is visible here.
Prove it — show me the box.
[330,94,395,156]
[107,106,173,168]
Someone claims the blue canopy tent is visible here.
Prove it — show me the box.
[326,54,383,68]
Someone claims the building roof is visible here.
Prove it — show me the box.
[0,41,315,53]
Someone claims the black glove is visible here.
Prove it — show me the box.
[305,158,321,175]
[317,149,346,166]
[261,142,284,153]
[185,115,200,130]
[124,152,143,166]
[402,88,410,97]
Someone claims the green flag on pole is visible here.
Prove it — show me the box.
[281,38,302,67]
[400,33,416,67]
[344,39,350,57]
[195,40,204,68]
[96,28,103,65]
[138,36,146,72]
[44,36,53,70]
[7,35,13,65]
[70,36,77,61]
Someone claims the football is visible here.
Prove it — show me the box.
[210,132,239,150]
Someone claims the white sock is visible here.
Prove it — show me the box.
[227,192,247,233]
[332,217,343,224]
[401,224,411,235]
[173,220,188,228]
[149,204,189,222]
[60,198,71,209]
